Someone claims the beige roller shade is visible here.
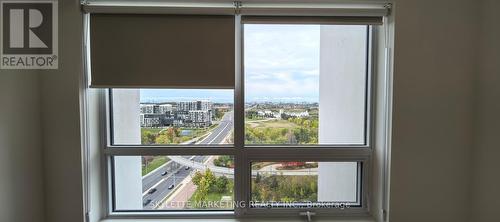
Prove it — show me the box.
[90,14,235,88]
[238,3,389,17]
[241,16,383,25]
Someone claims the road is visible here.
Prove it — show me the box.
[197,111,233,144]
[142,112,233,209]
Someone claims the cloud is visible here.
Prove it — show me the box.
[244,24,320,102]
[140,25,322,103]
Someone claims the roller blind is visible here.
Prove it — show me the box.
[90,14,235,88]
[241,16,383,25]
[238,3,389,18]
[82,1,389,18]
[238,3,386,25]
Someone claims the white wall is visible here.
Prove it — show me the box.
[0,73,44,222]
[472,0,500,221]
[389,0,479,221]
[0,0,488,222]
[40,0,85,222]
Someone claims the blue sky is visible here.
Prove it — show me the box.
[141,25,320,103]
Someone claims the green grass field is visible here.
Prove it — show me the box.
[187,190,233,209]
[142,156,169,176]
[141,128,163,134]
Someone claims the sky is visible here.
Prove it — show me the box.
[141,24,320,104]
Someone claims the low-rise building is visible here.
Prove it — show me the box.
[140,101,213,128]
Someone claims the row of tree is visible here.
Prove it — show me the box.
[141,127,211,145]
[191,169,233,205]
[141,127,183,144]
[213,155,235,168]
[245,117,318,144]
[252,174,318,202]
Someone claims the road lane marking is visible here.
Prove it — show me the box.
[207,122,231,144]
[142,167,182,197]
[143,178,167,197]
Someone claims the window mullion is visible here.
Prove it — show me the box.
[244,147,371,161]
[104,147,237,156]
[233,14,249,217]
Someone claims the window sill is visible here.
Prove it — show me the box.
[100,216,376,222]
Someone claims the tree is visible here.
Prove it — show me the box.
[193,176,210,206]
[213,176,229,193]
[204,168,216,186]
[213,158,222,167]
[214,156,234,167]
[281,113,291,120]
[214,108,226,120]
[268,175,278,189]
[155,133,171,144]
[155,127,182,144]
[255,173,262,184]
[141,131,156,144]
[192,171,203,185]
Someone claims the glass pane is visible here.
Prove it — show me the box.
[244,24,368,145]
[113,155,235,211]
[111,89,234,145]
[251,161,359,208]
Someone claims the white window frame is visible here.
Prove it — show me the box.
[82,2,394,221]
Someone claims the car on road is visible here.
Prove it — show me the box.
[168,184,175,189]
[143,199,152,206]
[147,188,157,194]
[185,166,190,170]
[161,171,168,176]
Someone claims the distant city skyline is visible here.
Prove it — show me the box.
[140,89,319,104]
[141,24,320,104]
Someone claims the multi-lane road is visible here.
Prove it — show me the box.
[142,112,234,209]
[197,111,233,144]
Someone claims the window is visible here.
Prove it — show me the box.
[244,24,368,145]
[111,89,234,146]
[103,23,372,214]
[86,2,390,219]
[113,155,235,211]
[251,161,361,208]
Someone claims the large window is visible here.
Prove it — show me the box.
[244,24,368,145]
[104,23,371,214]
[87,4,389,218]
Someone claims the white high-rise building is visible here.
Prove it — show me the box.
[178,101,198,111]
[140,104,154,114]
[198,100,212,111]
[318,25,366,203]
[188,110,212,127]
[178,100,212,111]
[112,89,142,210]
[158,104,173,114]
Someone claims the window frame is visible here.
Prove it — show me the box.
[97,15,378,219]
